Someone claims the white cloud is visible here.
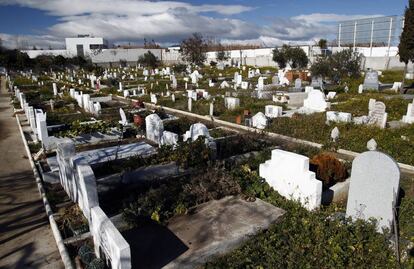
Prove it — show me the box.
[0,0,253,16]
[0,0,384,49]
[0,32,64,49]
[293,13,384,23]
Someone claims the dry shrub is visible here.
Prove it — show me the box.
[183,169,241,205]
[310,153,348,187]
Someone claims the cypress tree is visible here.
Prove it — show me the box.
[399,0,414,87]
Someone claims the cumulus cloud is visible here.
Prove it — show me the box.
[0,0,382,49]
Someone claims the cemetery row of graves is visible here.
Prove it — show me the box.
[7,62,414,268]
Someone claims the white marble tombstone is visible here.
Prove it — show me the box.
[265,105,282,118]
[363,70,379,90]
[119,108,128,126]
[183,123,211,142]
[294,78,302,90]
[252,112,268,129]
[257,77,264,90]
[346,151,400,232]
[145,114,164,144]
[224,97,240,110]
[259,149,322,210]
[331,127,340,142]
[303,90,328,112]
[52,83,58,96]
[368,101,387,128]
[402,100,414,124]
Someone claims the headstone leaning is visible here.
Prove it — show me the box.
[346,151,400,232]
[145,114,164,144]
[363,70,379,90]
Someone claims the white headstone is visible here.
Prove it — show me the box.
[115,109,127,127]
[265,105,282,118]
[331,127,340,142]
[402,99,414,124]
[145,114,164,144]
[183,123,211,142]
[160,131,178,147]
[346,151,400,232]
[303,90,328,112]
[326,111,352,123]
[52,83,58,96]
[368,101,387,128]
[224,97,240,110]
[367,138,377,151]
[259,149,322,210]
[252,112,267,129]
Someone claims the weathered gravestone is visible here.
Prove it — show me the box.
[145,114,164,144]
[346,151,400,232]
[224,97,240,110]
[363,70,379,90]
[303,89,328,112]
[265,105,282,118]
[311,77,323,88]
[119,108,128,126]
[259,149,322,210]
[294,78,302,90]
[160,131,179,147]
[183,123,211,142]
[326,111,352,123]
[331,127,340,142]
[272,75,279,85]
[402,100,414,124]
[252,112,267,129]
[368,101,387,128]
[257,77,264,90]
[150,93,158,104]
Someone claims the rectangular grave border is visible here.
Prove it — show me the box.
[141,101,414,173]
[15,114,74,269]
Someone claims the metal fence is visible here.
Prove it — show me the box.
[337,16,404,49]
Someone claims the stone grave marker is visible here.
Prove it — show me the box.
[294,78,302,90]
[367,138,377,151]
[303,89,328,112]
[119,108,128,126]
[363,70,379,90]
[265,105,282,118]
[331,127,340,142]
[145,114,164,144]
[260,149,322,210]
[346,151,400,232]
[252,112,267,129]
[402,100,414,124]
[368,101,387,128]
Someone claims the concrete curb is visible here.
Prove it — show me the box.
[15,115,74,269]
[142,101,414,173]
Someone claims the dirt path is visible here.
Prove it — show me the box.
[0,77,63,269]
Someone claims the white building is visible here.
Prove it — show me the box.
[65,36,108,57]
[23,35,108,58]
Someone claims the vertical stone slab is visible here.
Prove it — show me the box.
[346,151,400,232]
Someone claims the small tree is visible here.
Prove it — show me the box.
[180,33,207,66]
[318,39,328,50]
[272,45,308,69]
[310,56,331,79]
[138,51,160,69]
[329,49,362,82]
[310,48,362,84]
[399,0,414,87]
[216,43,229,62]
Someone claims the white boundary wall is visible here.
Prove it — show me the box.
[56,140,131,269]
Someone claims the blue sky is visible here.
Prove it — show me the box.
[0,0,408,49]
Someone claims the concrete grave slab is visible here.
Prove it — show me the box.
[163,196,284,269]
